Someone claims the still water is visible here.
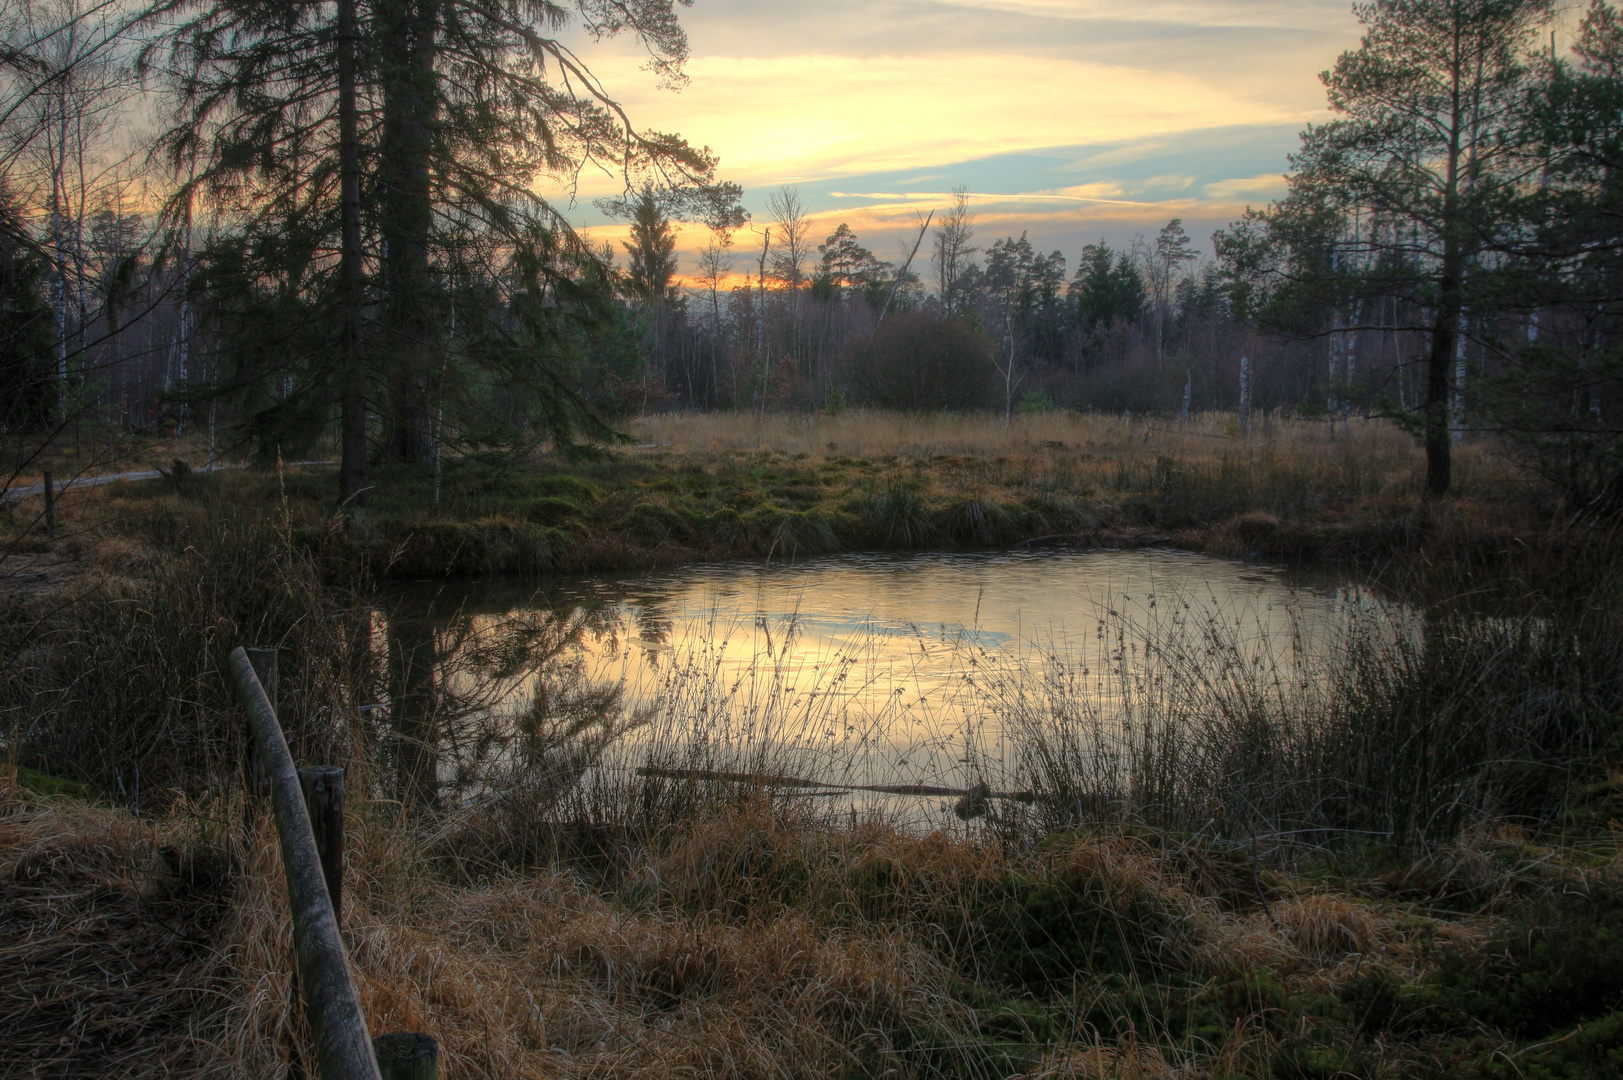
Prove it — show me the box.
[375,548,1381,815]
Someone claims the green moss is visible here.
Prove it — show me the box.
[1269,1038,1360,1080]
[1338,879,1623,1042]
[526,474,603,503]
[616,500,703,547]
[767,482,824,507]
[1561,780,1623,837]
[1482,1012,1623,1079]
[12,765,96,801]
[743,505,837,558]
[972,863,1179,990]
[954,981,1060,1043]
[522,496,585,526]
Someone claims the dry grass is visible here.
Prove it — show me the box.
[1018,1039,1181,1080]
[210,801,982,1080]
[628,409,1515,500]
[0,769,231,1079]
[0,411,1556,592]
[0,759,1600,1080]
[2,413,1615,1078]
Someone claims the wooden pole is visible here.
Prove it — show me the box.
[246,646,279,702]
[1239,355,1252,436]
[42,470,55,537]
[373,1033,438,1080]
[299,766,345,927]
[228,646,382,1080]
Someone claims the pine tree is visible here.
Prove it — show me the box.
[1218,0,1554,496]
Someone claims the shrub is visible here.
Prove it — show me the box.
[939,494,1017,546]
[857,485,936,548]
[848,311,999,411]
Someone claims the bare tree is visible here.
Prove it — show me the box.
[768,186,811,377]
[697,225,732,333]
[767,186,810,289]
[753,225,770,394]
[6,1,138,421]
[695,225,733,407]
[931,185,975,316]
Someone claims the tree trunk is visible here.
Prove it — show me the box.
[1424,288,1457,499]
[337,0,369,503]
[378,0,440,464]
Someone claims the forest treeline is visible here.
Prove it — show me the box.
[2,0,1622,508]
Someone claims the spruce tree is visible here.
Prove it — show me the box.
[145,0,737,488]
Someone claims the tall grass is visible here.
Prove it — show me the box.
[436,567,1622,866]
[989,591,1617,850]
[0,496,370,799]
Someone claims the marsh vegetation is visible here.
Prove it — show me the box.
[5,422,1623,1076]
[7,0,1623,1071]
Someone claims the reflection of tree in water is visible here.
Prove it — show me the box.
[378,586,639,814]
[630,595,675,660]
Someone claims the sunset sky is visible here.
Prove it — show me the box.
[560,0,1366,281]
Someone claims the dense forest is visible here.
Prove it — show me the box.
[2,0,1622,511]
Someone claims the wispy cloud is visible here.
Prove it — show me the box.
[1202,172,1290,200]
[928,0,1351,31]
[573,51,1298,188]
[551,1,1362,273]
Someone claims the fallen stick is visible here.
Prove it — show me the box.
[634,766,1036,804]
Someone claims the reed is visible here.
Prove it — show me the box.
[989,587,1619,850]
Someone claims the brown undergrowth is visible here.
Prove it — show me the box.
[2,770,1579,1080]
[4,414,1622,1077]
[0,769,232,1079]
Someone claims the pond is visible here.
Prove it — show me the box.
[369,548,1390,823]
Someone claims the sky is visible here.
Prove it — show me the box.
[554,0,1368,283]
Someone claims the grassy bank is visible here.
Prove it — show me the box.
[3,411,1620,1077]
[1,411,1554,583]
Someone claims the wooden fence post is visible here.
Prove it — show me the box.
[299,766,345,926]
[372,1033,438,1080]
[228,646,381,1080]
[42,470,55,537]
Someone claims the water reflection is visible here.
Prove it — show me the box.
[367,549,1386,817]
[371,582,635,812]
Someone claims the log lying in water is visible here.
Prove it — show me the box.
[633,767,1037,818]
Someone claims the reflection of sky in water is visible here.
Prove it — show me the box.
[391,548,1384,815]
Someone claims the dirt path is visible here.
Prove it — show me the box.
[1,461,336,503]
